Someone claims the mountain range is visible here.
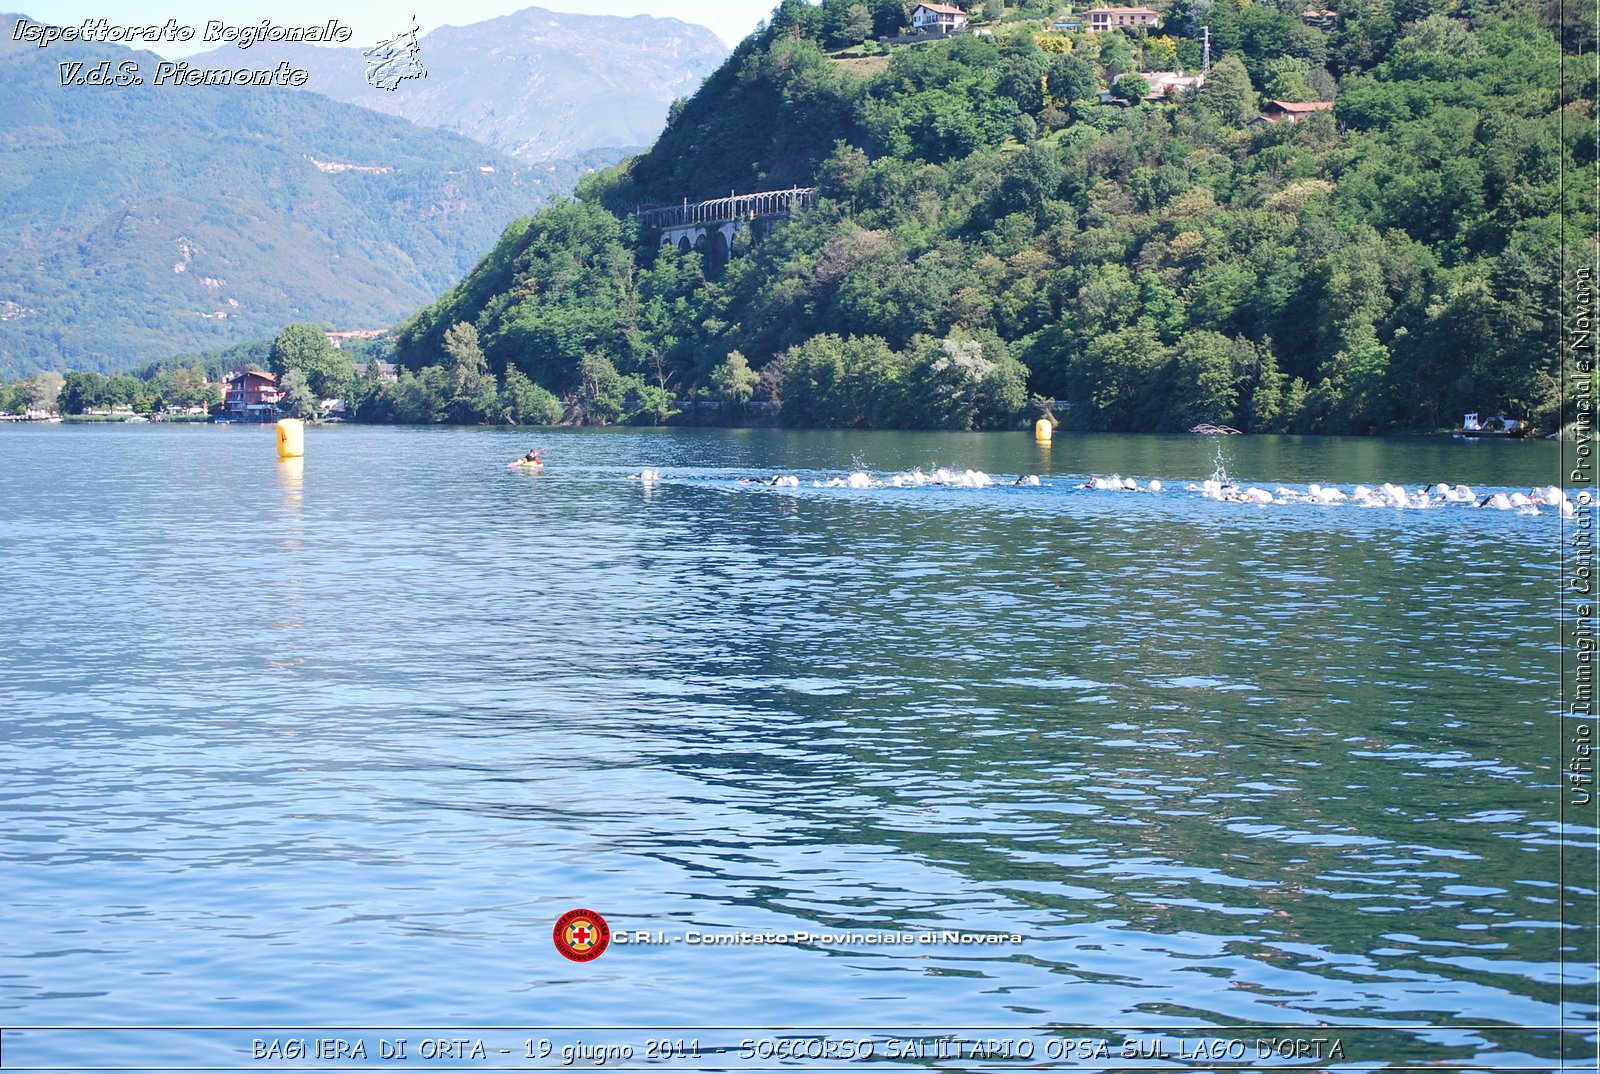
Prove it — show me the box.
[183,7,728,164]
[0,8,728,378]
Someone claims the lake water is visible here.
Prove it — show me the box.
[1,423,1593,1071]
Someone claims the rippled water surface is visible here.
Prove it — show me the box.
[1,424,1592,1069]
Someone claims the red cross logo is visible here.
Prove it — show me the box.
[554,909,610,962]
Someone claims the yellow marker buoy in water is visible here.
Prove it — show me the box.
[276,418,304,459]
[1034,417,1053,442]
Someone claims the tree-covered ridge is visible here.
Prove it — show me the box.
[387,0,1592,434]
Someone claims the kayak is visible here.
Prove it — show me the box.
[508,459,545,470]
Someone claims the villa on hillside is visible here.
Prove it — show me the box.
[1134,70,1205,99]
[911,2,968,33]
[324,329,387,348]
[1103,70,1204,104]
[221,369,281,422]
[1084,6,1163,31]
[354,361,398,382]
[1258,99,1335,122]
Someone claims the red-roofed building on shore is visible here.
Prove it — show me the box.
[221,369,281,422]
[1084,6,1163,31]
[911,2,968,33]
[1259,99,1335,123]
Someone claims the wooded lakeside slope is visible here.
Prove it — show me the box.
[377,0,1593,434]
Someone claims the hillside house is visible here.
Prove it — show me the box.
[1084,6,1162,31]
[221,369,281,422]
[1259,99,1335,122]
[1103,71,1203,104]
[1132,70,1204,99]
[354,361,398,382]
[324,329,387,348]
[911,2,968,34]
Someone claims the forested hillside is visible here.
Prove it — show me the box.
[384,0,1593,434]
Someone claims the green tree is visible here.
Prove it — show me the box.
[1047,53,1100,104]
[917,336,995,429]
[844,3,875,45]
[780,334,910,427]
[999,51,1049,114]
[1281,376,1311,431]
[388,367,451,424]
[1066,322,1170,431]
[1392,0,1450,24]
[153,363,216,410]
[502,368,564,425]
[107,374,149,411]
[1195,55,1256,126]
[1315,332,1392,432]
[823,0,876,47]
[59,370,109,414]
[1143,35,1180,71]
[976,355,1029,429]
[277,369,320,420]
[1242,343,1286,432]
[1137,273,1187,343]
[570,353,629,425]
[1112,72,1150,103]
[443,322,502,424]
[270,324,355,402]
[1098,32,1136,77]
[709,349,761,416]
[870,0,907,35]
[1170,330,1243,430]
[352,360,394,423]
[1263,57,1317,101]
[27,372,64,414]
[625,383,680,425]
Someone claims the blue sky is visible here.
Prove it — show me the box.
[14,0,779,52]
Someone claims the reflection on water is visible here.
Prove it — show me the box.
[269,454,305,664]
[0,424,1590,1068]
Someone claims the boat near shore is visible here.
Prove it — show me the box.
[1455,412,1527,439]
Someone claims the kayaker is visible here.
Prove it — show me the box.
[522,448,544,464]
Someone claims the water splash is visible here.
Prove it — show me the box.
[1210,440,1233,485]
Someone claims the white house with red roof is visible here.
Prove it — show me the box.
[1084,6,1163,31]
[911,2,968,33]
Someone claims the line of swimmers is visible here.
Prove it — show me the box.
[632,467,1582,517]
[1079,474,1579,516]
[734,468,1044,489]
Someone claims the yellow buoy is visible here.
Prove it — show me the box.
[276,418,305,459]
[1034,417,1053,442]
